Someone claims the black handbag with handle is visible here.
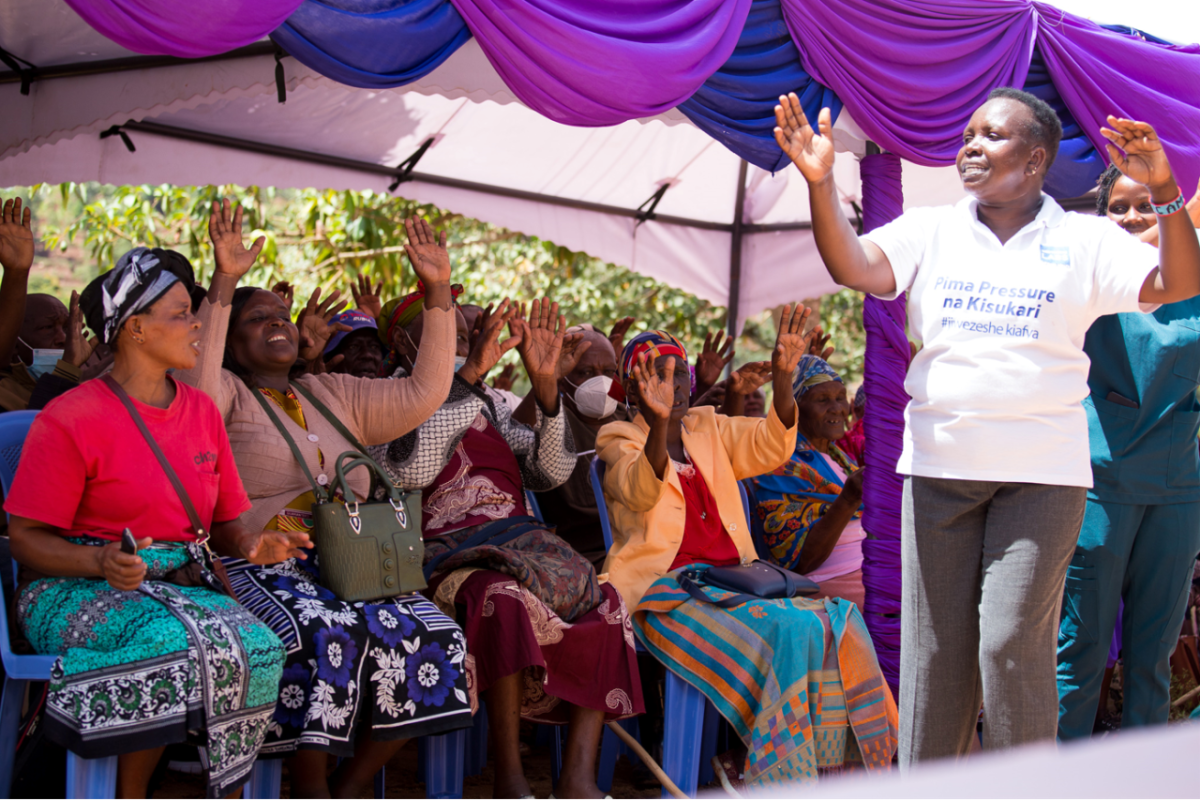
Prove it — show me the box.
[249,382,426,602]
[678,560,819,609]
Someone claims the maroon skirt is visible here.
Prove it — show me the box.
[427,522,643,722]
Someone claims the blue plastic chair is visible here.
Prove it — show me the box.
[0,411,377,799]
[588,458,722,798]
[0,411,121,797]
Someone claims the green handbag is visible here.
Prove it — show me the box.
[250,383,426,602]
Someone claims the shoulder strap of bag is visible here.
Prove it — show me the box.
[678,569,753,609]
[760,560,796,598]
[422,516,539,580]
[103,375,207,538]
[102,375,238,598]
[289,380,367,455]
[247,384,329,502]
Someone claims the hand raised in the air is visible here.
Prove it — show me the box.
[774,94,836,184]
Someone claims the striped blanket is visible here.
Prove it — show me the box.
[635,567,897,787]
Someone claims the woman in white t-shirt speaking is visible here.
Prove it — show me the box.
[773,87,1200,765]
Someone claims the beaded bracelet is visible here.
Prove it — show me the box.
[1153,192,1186,216]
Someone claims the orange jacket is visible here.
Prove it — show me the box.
[597,404,797,609]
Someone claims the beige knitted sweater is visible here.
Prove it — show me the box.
[177,298,455,532]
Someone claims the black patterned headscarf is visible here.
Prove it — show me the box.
[81,247,195,344]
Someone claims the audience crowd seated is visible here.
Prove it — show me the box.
[3,238,303,797]
[177,205,472,798]
[596,321,898,788]
[369,292,642,800]
[3,79,1200,798]
[752,354,866,609]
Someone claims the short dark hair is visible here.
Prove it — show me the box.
[987,87,1063,169]
[1095,164,1124,216]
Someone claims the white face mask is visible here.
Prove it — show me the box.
[20,337,62,380]
[567,375,618,419]
[453,355,469,372]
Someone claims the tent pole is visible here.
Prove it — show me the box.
[95,121,810,235]
[727,159,749,342]
[0,42,278,87]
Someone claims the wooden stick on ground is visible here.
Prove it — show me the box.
[1172,681,1200,709]
[605,720,689,800]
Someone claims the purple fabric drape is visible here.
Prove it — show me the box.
[1035,5,1200,201]
[779,0,1035,167]
[63,0,304,57]
[446,0,752,127]
[860,153,908,699]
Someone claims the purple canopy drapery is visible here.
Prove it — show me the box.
[779,0,1035,166]
[63,0,303,58]
[1035,4,1200,196]
[448,0,753,127]
[58,0,1200,188]
[859,153,909,699]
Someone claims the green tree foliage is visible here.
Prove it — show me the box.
[8,182,866,384]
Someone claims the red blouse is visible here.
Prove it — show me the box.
[669,455,740,571]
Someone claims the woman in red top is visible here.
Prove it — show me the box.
[5,244,307,798]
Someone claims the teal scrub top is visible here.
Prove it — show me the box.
[1083,298,1200,503]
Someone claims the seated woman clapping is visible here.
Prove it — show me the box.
[370,297,643,800]
[177,202,471,798]
[751,355,867,608]
[597,313,897,788]
[5,248,297,798]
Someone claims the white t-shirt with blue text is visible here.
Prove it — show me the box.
[862,195,1159,487]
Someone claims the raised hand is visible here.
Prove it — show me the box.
[0,197,34,273]
[558,333,593,377]
[245,529,313,564]
[297,287,350,361]
[492,363,518,392]
[1102,117,1174,192]
[631,352,675,422]
[468,302,494,352]
[208,199,264,278]
[512,298,568,384]
[271,281,295,311]
[728,361,771,396]
[608,316,636,354]
[403,217,451,287]
[808,328,834,361]
[63,290,97,367]
[352,274,383,320]
[695,330,734,391]
[458,299,521,386]
[772,303,817,379]
[774,95,835,184]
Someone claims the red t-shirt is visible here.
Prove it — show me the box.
[5,377,251,542]
[669,456,740,571]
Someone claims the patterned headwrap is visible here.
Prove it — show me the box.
[619,330,689,385]
[80,247,195,344]
[378,281,464,347]
[792,354,843,400]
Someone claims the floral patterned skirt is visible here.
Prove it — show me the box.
[433,568,644,723]
[18,543,285,798]
[222,553,472,756]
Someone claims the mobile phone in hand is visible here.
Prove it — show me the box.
[120,528,138,555]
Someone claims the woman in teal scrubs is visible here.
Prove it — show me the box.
[1057,167,1200,738]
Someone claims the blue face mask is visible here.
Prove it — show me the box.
[453,355,468,372]
[20,338,62,380]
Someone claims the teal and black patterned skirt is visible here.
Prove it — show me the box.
[17,540,285,797]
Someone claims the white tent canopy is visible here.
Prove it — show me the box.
[2,0,1194,326]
